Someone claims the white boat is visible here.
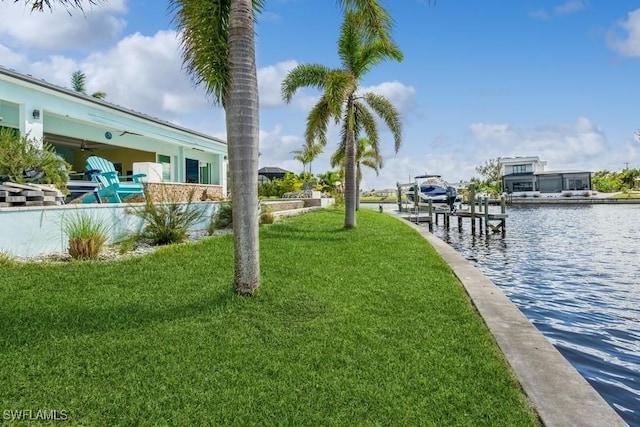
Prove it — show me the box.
[405,174,460,210]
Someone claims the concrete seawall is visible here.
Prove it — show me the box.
[390,211,627,426]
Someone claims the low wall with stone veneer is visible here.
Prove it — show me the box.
[145,182,224,202]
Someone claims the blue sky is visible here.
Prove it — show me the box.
[1,0,639,189]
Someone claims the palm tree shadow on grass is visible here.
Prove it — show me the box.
[0,290,237,350]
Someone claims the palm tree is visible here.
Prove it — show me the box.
[71,70,107,99]
[281,9,402,228]
[292,140,323,175]
[171,0,265,295]
[331,136,382,210]
[31,0,394,294]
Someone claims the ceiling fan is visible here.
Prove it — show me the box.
[80,140,97,152]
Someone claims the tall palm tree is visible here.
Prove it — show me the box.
[281,9,402,228]
[28,0,394,294]
[331,136,382,210]
[171,0,265,295]
[71,70,107,99]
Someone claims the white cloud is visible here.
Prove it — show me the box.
[607,8,640,58]
[2,28,217,131]
[555,0,588,16]
[360,81,416,115]
[469,117,609,172]
[258,124,304,171]
[0,0,127,50]
[469,122,517,146]
[0,43,29,70]
[359,117,615,190]
[258,60,298,107]
[530,0,588,20]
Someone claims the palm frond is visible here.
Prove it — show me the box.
[304,98,332,147]
[281,64,331,103]
[169,0,264,106]
[325,70,355,120]
[336,0,393,42]
[362,92,402,152]
[22,0,99,12]
[354,100,379,154]
[170,0,230,105]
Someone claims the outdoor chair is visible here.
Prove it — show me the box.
[83,155,146,203]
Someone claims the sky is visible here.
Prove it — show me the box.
[1,0,639,190]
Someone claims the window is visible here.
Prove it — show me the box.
[512,181,533,191]
[199,162,211,185]
[185,158,199,183]
[568,179,584,190]
[512,164,527,174]
[157,154,171,181]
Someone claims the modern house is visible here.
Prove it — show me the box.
[0,65,227,200]
[501,156,592,196]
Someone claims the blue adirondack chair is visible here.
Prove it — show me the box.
[84,155,146,203]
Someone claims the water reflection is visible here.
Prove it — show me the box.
[433,205,640,426]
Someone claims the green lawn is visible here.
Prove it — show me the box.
[0,209,539,426]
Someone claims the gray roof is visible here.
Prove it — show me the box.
[258,167,291,174]
[535,170,591,175]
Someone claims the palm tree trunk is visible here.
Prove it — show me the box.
[356,165,361,211]
[344,101,357,228]
[228,0,260,295]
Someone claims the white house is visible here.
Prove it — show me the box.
[0,65,227,199]
[501,156,592,195]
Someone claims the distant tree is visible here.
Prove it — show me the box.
[474,157,502,195]
[592,168,640,192]
[317,169,343,195]
[292,140,323,175]
[71,70,107,99]
[475,157,502,183]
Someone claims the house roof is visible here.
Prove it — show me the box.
[258,167,291,174]
[535,170,592,175]
[0,65,226,146]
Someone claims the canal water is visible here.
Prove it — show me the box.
[431,204,639,426]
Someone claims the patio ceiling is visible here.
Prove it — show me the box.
[44,133,113,152]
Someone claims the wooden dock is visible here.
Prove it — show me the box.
[398,184,508,234]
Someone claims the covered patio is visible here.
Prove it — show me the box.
[0,65,227,203]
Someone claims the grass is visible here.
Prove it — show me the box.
[612,191,640,199]
[360,194,401,203]
[0,209,539,426]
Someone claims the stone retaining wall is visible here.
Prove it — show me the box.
[145,183,224,203]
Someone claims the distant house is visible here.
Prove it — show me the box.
[501,157,592,195]
[258,166,291,182]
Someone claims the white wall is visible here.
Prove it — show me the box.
[0,202,220,258]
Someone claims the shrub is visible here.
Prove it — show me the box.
[0,128,70,192]
[260,205,275,225]
[63,212,109,260]
[128,187,204,245]
[0,251,16,267]
[209,202,233,234]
